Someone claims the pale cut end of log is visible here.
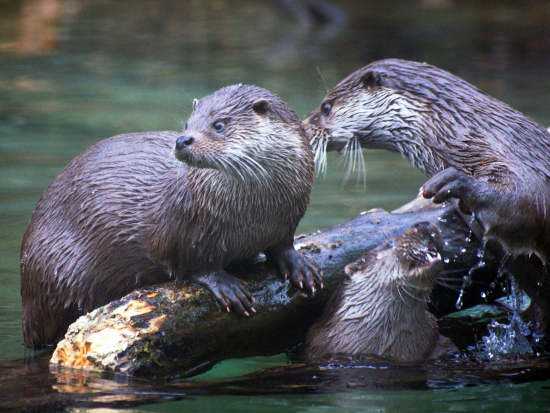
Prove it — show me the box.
[50,297,167,373]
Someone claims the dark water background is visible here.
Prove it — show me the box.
[1,0,550,411]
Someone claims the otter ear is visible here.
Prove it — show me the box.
[252,99,271,115]
[192,99,198,110]
[362,72,384,89]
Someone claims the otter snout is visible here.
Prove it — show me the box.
[174,134,200,165]
[175,135,195,151]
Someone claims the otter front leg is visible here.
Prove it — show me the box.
[266,244,323,293]
[421,167,483,215]
[188,270,255,316]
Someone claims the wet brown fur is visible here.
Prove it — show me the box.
[21,85,315,346]
[306,222,457,361]
[306,59,550,262]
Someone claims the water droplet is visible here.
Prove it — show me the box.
[455,289,464,310]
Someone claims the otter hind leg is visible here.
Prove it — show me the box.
[266,245,323,293]
[188,270,256,316]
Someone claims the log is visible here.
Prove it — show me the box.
[50,200,499,378]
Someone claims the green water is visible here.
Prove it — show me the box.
[137,383,550,413]
[1,0,550,411]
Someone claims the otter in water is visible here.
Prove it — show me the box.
[306,222,457,361]
[305,59,550,264]
[21,84,322,347]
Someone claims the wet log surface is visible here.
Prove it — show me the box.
[50,199,534,379]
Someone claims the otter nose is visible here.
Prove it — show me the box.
[175,136,195,151]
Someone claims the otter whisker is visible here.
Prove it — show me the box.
[436,278,467,287]
[232,157,263,184]
[435,281,463,292]
[318,136,329,178]
[243,154,271,179]
[395,285,413,307]
[175,162,186,188]
[355,137,367,190]
[437,275,469,282]
[341,138,354,184]
[340,136,367,187]
[316,66,329,94]
[214,155,249,183]
[400,283,430,303]
[310,129,328,178]
[439,268,471,275]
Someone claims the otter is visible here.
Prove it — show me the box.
[305,58,550,264]
[306,222,457,361]
[21,84,322,347]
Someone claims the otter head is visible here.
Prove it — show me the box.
[305,221,447,359]
[346,221,444,300]
[174,84,311,182]
[304,59,484,176]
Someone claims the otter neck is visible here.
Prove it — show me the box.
[187,159,310,212]
[320,264,440,359]
[355,92,445,177]
[146,151,312,277]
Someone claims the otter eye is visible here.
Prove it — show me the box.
[321,102,332,116]
[213,120,225,132]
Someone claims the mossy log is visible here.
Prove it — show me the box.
[51,200,515,378]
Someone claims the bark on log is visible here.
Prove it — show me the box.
[50,200,509,378]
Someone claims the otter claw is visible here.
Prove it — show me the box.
[189,270,255,316]
[267,246,323,294]
[422,167,472,204]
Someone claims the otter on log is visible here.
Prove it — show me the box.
[306,222,457,361]
[305,58,550,265]
[21,84,322,347]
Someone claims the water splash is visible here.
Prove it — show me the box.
[455,240,486,310]
[480,276,533,360]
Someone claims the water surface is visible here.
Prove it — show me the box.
[1,0,550,411]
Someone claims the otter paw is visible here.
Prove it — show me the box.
[270,247,323,293]
[189,270,255,316]
[422,167,474,205]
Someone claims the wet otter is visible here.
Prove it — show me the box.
[21,84,322,347]
[306,222,457,361]
[305,58,550,263]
